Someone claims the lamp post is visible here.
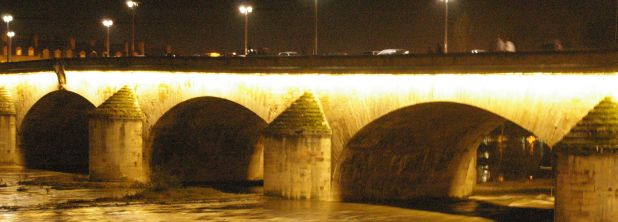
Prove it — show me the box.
[102,19,114,58]
[3,15,13,62]
[6,31,14,62]
[615,0,618,48]
[314,0,318,55]
[440,0,450,54]
[239,5,253,56]
[2,15,12,31]
[126,0,139,56]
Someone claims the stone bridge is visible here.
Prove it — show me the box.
[1,52,618,221]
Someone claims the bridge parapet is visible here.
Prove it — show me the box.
[1,51,618,74]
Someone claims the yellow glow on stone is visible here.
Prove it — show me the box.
[63,71,618,95]
[63,70,618,108]
[0,72,61,126]
[3,70,618,146]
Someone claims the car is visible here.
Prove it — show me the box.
[376,49,410,55]
[362,51,381,56]
[277,51,300,56]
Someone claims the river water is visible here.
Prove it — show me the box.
[0,167,553,222]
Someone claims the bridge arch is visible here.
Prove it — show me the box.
[148,96,267,184]
[20,90,95,173]
[333,101,537,200]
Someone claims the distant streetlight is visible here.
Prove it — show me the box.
[126,0,139,56]
[313,0,318,55]
[239,5,253,55]
[440,0,450,54]
[6,31,14,62]
[3,15,13,62]
[102,19,114,58]
[2,15,12,30]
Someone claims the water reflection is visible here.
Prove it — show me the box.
[1,197,496,222]
[373,198,552,222]
[477,122,553,184]
[0,167,552,222]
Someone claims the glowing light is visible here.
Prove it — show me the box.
[239,5,253,14]
[207,52,221,57]
[102,19,114,27]
[126,0,139,8]
[6,31,14,38]
[61,71,618,101]
[3,69,614,147]
[526,135,536,144]
[239,5,253,56]
[0,71,63,126]
[2,15,12,23]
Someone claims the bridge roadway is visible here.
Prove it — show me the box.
[1,51,618,221]
[2,50,618,74]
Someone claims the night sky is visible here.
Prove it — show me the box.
[0,0,614,55]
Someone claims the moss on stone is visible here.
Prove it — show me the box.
[90,86,143,120]
[264,92,331,136]
[557,97,618,155]
[0,87,15,115]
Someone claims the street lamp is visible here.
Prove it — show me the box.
[102,19,114,57]
[239,5,253,56]
[6,31,14,62]
[2,15,12,31]
[313,0,318,55]
[3,15,13,62]
[126,0,139,56]
[615,0,618,48]
[440,0,450,54]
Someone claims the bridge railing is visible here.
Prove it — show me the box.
[0,51,618,74]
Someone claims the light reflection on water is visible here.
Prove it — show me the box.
[0,167,552,222]
[1,197,494,222]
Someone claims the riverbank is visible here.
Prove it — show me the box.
[0,166,262,211]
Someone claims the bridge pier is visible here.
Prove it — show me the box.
[555,97,618,222]
[89,86,146,182]
[264,92,332,200]
[0,87,18,165]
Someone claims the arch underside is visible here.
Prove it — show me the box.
[20,90,94,173]
[336,102,506,200]
[149,97,267,183]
